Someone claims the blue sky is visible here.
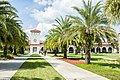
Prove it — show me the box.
[8,0,120,40]
[9,0,45,29]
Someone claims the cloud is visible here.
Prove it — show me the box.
[24,23,55,40]
[36,23,56,40]
[31,0,83,23]
[33,0,55,6]
[31,0,102,40]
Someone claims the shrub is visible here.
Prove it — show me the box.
[0,54,14,60]
[7,55,14,59]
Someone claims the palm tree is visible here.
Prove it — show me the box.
[0,0,17,34]
[0,1,17,15]
[67,0,117,64]
[105,0,120,24]
[44,16,72,58]
[0,1,28,57]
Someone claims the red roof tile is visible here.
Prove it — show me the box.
[30,29,41,33]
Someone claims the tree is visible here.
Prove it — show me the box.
[0,1,28,57]
[67,0,117,64]
[44,16,72,58]
[105,0,120,24]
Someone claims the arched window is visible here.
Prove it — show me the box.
[102,47,106,53]
[69,47,74,53]
[96,47,101,53]
[108,47,112,53]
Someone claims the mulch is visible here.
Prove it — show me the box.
[57,58,85,65]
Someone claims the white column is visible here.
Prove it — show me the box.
[100,47,102,53]
[67,47,69,53]
[30,46,33,53]
[94,47,96,53]
[106,47,108,53]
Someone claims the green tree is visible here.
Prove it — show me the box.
[45,16,72,58]
[0,1,28,56]
[105,0,120,24]
[67,0,117,64]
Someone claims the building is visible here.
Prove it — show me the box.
[29,29,116,54]
[30,29,44,54]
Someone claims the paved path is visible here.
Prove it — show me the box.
[0,53,31,80]
[42,56,109,80]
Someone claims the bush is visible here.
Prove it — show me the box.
[7,55,14,59]
[0,54,14,60]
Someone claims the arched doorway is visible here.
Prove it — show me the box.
[91,48,95,53]
[102,47,106,53]
[41,47,44,51]
[69,47,74,53]
[96,47,101,53]
[108,47,112,53]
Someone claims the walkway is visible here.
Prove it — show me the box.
[0,53,31,80]
[42,56,109,80]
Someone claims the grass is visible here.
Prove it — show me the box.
[48,53,120,80]
[11,54,65,80]
[16,51,29,57]
[77,63,120,80]
[0,50,29,60]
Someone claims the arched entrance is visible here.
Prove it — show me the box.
[96,47,101,53]
[69,47,74,53]
[102,47,106,53]
[108,47,112,53]
[41,47,44,51]
[91,48,95,53]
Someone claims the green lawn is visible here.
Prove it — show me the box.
[16,51,29,57]
[48,53,120,80]
[11,54,65,80]
[0,50,29,60]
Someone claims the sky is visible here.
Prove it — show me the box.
[8,0,120,40]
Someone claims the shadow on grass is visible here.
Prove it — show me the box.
[11,77,43,80]
[69,57,102,61]
[11,76,63,80]
[91,54,105,56]
[19,58,51,69]
[93,62,120,69]
[69,58,84,60]
[91,58,102,61]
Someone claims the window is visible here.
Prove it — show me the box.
[33,47,37,52]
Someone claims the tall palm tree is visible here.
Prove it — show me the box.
[44,16,72,58]
[0,1,17,15]
[67,0,117,64]
[105,0,120,24]
[0,0,28,57]
[0,0,17,35]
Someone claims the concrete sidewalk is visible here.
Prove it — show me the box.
[0,53,31,80]
[42,56,109,80]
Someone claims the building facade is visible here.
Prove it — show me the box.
[30,29,44,54]
[29,29,116,54]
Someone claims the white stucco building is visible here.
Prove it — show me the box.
[29,29,117,54]
[30,29,44,54]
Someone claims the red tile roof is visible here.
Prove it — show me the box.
[30,44,44,46]
[30,29,41,33]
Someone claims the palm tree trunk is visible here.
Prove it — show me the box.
[21,46,24,54]
[13,46,17,55]
[63,45,67,58]
[3,44,7,57]
[85,48,91,64]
